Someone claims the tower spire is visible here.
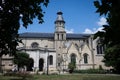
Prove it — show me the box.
[55,11,65,23]
[54,11,66,40]
[54,11,65,32]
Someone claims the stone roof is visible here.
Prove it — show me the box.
[19,32,91,39]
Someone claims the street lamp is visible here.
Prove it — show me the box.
[45,45,49,75]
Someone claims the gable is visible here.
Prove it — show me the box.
[67,42,79,54]
[82,43,91,54]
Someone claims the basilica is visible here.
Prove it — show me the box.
[2,11,109,73]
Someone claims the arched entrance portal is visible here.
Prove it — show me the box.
[27,58,34,71]
[39,58,44,71]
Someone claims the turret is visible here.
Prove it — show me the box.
[54,11,66,40]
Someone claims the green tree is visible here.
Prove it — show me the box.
[68,62,76,73]
[104,45,120,73]
[14,52,30,70]
[0,0,49,72]
[94,0,120,73]
[0,0,49,56]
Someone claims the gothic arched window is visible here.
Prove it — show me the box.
[62,34,64,40]
[83,53,88,64]
[31,42,39,48]
[49,55,53,65]
[97,44,105,54]
[57,34,59,40]
[96,38,105,54]
[71,53,76,63]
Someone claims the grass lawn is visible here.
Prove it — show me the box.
[0,74,120,80]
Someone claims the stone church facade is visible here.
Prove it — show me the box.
[1,11,109,73]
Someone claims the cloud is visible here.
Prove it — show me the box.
[96,27,104,32]
[83,28,93,34]
[97,17,107,26]
[65,29,74,33]
[83,17,107,34]
[83,27,104,34]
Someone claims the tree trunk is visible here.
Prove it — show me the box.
[0,56,2,72]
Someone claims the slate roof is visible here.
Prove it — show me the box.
[19,32,91,39]
[19,33,54,39]
[66,33,91,39]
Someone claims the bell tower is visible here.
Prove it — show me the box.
[54,11,66,69]
[54,11,66,40]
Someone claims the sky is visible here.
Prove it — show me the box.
[19,0,107,34]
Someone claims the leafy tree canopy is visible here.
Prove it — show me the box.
[94,0,120,73]
[14,51,30,68]
[0,0,49,56]
[103,45,120,68]
[94,0,120,45]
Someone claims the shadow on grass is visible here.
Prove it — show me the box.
[10,79,25,80]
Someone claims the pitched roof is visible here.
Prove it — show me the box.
[19,32,91,39]
[66,33,91,39]
[19,33,54,39]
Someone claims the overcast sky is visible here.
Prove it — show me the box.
[19,0,107,34]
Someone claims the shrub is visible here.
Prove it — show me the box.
[68,62,76,70]
[68,62,76,73]
[73,69,106,74]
